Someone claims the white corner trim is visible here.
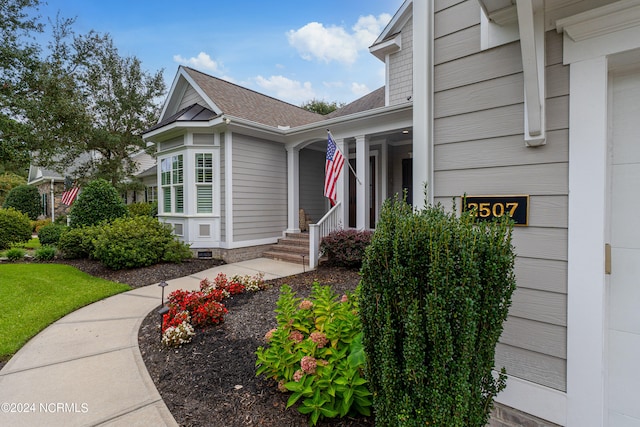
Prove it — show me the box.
[224,132,233,245]
[481,10,520,50]
[496,375,567,426]
[517,0,546,146]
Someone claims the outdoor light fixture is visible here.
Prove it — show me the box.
[158,281,169,341]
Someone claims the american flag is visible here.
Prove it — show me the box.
[61,186,80,206]
[324,133,344,204]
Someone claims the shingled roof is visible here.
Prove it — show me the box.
[326,86,385,119]
[183,67,324,128]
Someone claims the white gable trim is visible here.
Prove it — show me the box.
[371,0,412,47]
[159,67,222,121]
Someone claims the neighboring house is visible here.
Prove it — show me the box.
[28,149,157,219]
[143,0,639,425]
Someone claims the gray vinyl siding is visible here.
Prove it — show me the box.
[432,1,569,391]
[388,18,413,106]
[232,134,287,241]
[178,86,206,110]
[299,148,326,224]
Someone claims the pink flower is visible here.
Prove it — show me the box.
[293,369,304,382]
[288,330,304,343]
[301,356,317,374]
[341,294,349,303]
[299,300,313,310]
[264,328,277,341]
[309,331,328,348]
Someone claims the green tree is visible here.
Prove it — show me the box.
[0,0,43,175]
[2,10,165,186]
[2,184,41,220]
[0,172,27,206]
[300,99,344,115]
[69,179,127,227]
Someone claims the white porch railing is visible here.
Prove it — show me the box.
[308,201,342,268]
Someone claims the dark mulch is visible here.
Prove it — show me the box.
[137,264,373,427]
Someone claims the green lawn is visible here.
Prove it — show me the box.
[0,264,131,360]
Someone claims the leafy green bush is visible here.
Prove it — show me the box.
[320,229,373,268]
[256,284,371,426]
[35,246,56,261]
[0,208,32,250]
[54,214,67,226]
[127,202,154,217]
[360,198,517,427]
[37,224,66,246]
[32,218,52,233]
[6,247,26,261]
[2,184,41,220]
[0,172,26,206]
[92,216,191,269]
[57,225,101,259]
[69,179,127,228]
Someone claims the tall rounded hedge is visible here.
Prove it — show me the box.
[0,208,32,250]
[69,179,128,227]
[360,197,517,427]
[2,184,41,220]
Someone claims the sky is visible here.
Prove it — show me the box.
[35,0,404,106]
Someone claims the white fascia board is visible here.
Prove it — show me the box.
[369,33,402,61]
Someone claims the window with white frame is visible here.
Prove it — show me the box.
[160,154,184,214]
[145,185,157,203]
[195,152,213,213]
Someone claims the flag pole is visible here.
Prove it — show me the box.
[327,129,362,185]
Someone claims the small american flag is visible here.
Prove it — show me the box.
[324,133,344,204]
[61,186,80,206]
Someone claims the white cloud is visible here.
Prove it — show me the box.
[254,75,316,104]
[351,82,370,97]
[323,81,344,89]
[173,52,219,72]
[287,13,392,65]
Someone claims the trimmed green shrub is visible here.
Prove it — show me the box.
[32,218,52,233]
[127,202,154,217]
[2,184,41,220]
[0,172,27,207]
[37,224,66,246]
[0,208,32,250]
[320,229,373,268]
[92,216,192,269]
[6,247,26,261]
[54,214,67,226]
[360,197,517,427]
[57,225,101,259]
[69,179,127,228]
[35,246,56,260]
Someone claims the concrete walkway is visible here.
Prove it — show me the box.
[0,258,307,427]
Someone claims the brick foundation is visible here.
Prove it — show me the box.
[489,403,562,427]
[192,244,274,264]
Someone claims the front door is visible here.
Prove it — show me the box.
[607,63,640,426]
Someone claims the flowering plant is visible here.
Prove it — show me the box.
[161,321,195,347]
[256,284,371,425]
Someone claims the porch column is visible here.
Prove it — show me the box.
[380,140,388,214]
[336,137,348,229]
[286,145,300,233]
[355,135,369,230]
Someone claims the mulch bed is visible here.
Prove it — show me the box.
[137,265,373,427]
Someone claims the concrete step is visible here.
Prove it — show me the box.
[263,250,309,264]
